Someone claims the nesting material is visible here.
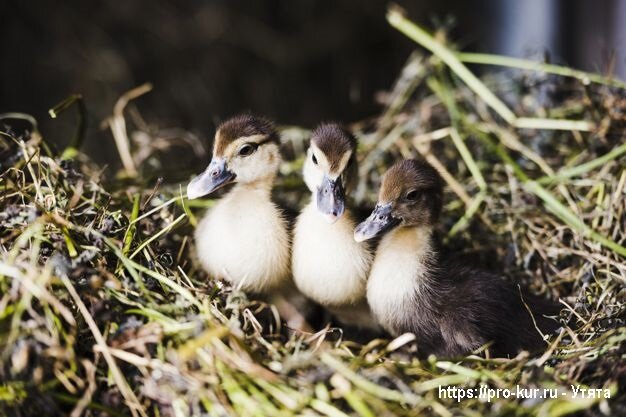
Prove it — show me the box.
[1,16,626,417]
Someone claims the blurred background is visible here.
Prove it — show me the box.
[1,0,625,167]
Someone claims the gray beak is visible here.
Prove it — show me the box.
[316,175,345,224]
[354,203,400,242]
[186,158,236,199]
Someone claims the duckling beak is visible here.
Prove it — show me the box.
[316,175,345,224]
[186,158,236,199]
[354,203,400,242]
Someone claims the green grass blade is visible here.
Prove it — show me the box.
[387,8,594,132]
[487,139,626,258]
[457,52,626,89]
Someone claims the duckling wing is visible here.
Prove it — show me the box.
[438,262,559,356]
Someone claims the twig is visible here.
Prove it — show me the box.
[105,83,153,176]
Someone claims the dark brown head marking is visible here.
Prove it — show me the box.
[378,159,444,227]
[214,114,279,156]
[381,159,442,202]
[310,123,357,172]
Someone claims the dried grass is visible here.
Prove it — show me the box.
[1,9,625,417]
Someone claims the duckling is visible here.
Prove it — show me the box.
[292,124,378,330]
[187,114,290,294]
[355,159,557,357]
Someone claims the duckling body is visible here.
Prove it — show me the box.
[367,226,434,336]
[368,226,527,356]
[292,202,371,306]
[291,124,377,329]
[356,159,557,357]
[195,183,290,293]
[188,115,291,294]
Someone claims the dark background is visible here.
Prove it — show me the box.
[1,0,625,166]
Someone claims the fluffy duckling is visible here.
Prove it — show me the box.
[187,114,290,294]
[292,124,377,329]
[355,159,557,357]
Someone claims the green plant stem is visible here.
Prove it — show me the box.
[387,8,594,132]
[457,52,626,89]
[49,94,87,159]
[538,142,626,184]
[123,194,141,256]
[321,353,420,404]
[478,133,626,257]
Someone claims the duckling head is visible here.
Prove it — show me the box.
[303,123,358,224]
[187,114,281,199]
[354,159,443,242]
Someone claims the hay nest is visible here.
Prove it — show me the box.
[1,11,625,417]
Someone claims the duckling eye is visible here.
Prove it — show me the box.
[312,153,318,165]
[405,190,420,201]
[238,144,256,157]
